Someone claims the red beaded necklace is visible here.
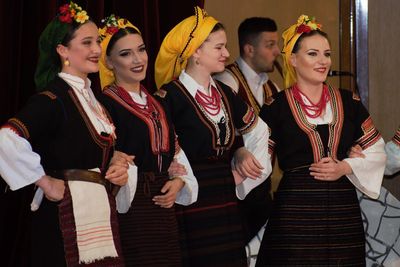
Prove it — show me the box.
[292,83,330,118]
[195,85,221,116]
[114,84,157,116]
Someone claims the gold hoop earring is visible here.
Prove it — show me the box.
[64,59,70,66]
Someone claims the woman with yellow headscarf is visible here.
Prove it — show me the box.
[255,15,386,266]
[97,14,198,267]
[154,6,272,267]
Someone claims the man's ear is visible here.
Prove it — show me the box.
[244,44,254,57]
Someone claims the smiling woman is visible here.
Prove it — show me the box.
[97,14,198,267]
[154,6,272,267]
[0,2,130,266]
[256,14,386,266]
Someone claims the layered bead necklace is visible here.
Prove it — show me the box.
[195,85,222,116]
[115,84,157,117]
[292,83,330,118]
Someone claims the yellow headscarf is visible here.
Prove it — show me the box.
[154,6,218,89]
[98,14,141,89]
[282,15,322,88]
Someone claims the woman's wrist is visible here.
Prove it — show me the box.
[171,176,185,189]
[339,160,352,176]
[35,175,51,192]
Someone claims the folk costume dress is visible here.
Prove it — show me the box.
[0,73,126,266]
[255,84,386,266]
[155,70,271,267]
[99,84,198,267]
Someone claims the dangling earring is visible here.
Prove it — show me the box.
[64,59,70,66]
[195,58,200,65]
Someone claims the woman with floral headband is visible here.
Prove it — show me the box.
[254,15,386,266]
[154,6,272,267]
[0,3,131,266]
[97,14,199,266]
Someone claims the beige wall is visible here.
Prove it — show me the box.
[205,0,340,89]
[369,0,400,140]
[369,0,400,197]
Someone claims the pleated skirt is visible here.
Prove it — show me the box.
[118,172,181,267]
[176,160,247,267]
[256,168,365,267]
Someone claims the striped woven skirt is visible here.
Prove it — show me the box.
[118,172,181,267]
[176,159,247,267]
[256,168,365,266]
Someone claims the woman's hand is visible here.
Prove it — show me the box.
[348,144,365,158]
[232,169,246,185]
[110,151,135,168]
[106,151,135,186]
[36,175,65,202]
[153,178,185,208]
[105,164,129,186]
[309,157,352,181]
[168,159,187,177]
[233,147,263,179]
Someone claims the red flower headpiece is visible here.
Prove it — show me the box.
[58,2,89,24]
[295,15,322,34]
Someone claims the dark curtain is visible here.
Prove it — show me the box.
[0,1,203,266]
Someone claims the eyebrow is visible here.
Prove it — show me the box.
[118,44,145,53]
[306,48,331,52]
[81,36,94,41]
[119,49,132,53]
